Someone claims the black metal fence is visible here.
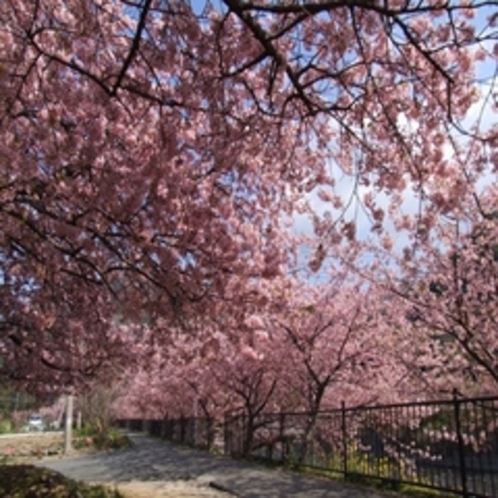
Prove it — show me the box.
[117,394,498,498]
[118,416,224,452]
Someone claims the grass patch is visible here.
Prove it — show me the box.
[0,464,124,497]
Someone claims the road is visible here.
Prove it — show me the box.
[38,432,400,497]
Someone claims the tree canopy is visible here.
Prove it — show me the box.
[0,0,496,396]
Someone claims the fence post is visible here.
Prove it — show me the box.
[223,412,229,455]
[453,390,468,498]
[341,401,348,479]
[279,411,286,463]
[180,415,186,443]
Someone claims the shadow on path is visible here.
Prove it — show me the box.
[39,433,398,498]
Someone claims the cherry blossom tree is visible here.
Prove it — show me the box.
[363,178,498,397]
[111,308,285,452]
[0,269,139,393]
[1,0,496,393]
[250,277,395,460]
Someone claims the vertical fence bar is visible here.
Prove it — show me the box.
[469,400,481,496]
[279,411,286,463]
[341,401,348,479]
[453,390,469,498]
[223,413,229,455]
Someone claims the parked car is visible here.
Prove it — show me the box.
[27,413,44,432]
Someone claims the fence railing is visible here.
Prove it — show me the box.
[117,393,498,498]
[118,416,224,452]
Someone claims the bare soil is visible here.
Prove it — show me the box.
[116,480,232,497]
[0,432,66,463]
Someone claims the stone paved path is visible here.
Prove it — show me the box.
[39,433,400,497]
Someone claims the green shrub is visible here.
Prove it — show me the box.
[73,425,96,438]
[73,425,131,451]
[0,418,13,435]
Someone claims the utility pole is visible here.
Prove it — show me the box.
[64,394,74,455]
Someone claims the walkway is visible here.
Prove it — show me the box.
[39,432,399,497]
